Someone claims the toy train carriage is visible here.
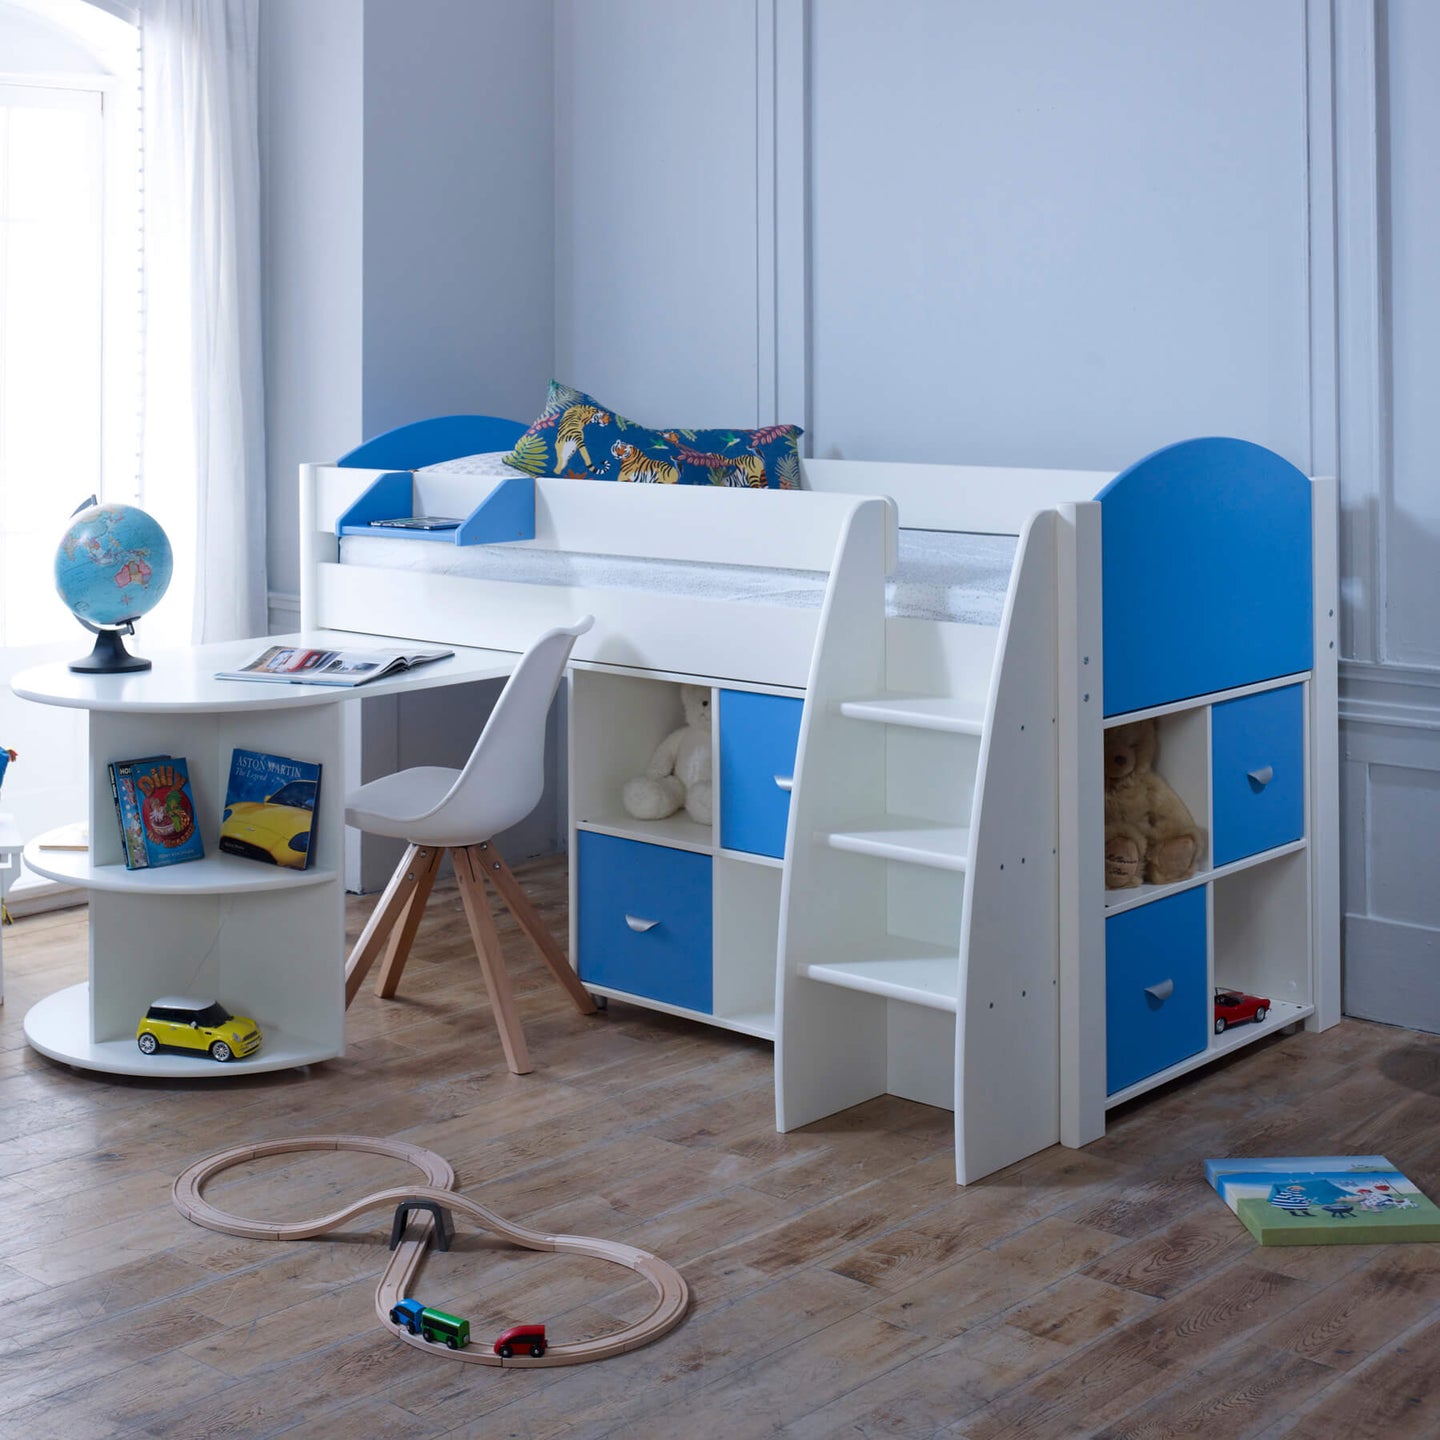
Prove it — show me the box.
[389,1298,470,1349]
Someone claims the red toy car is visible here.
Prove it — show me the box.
[1214,988,1269,1033]
[494,1324,547,1358]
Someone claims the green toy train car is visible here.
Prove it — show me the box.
[389,1297,470,1349]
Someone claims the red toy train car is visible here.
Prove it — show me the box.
[494,1324,547,1358]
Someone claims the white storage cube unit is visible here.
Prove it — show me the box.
[568,665,802,1040]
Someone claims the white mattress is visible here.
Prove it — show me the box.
[343,453,1018,626]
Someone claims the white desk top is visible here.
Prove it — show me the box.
[11,631,518,714]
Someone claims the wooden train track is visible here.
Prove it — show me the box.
[172,1134,689,1366]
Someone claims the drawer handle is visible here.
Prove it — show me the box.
[1247,765,1274,790]
[624,914,660,933]
[773,775,794,793]
[1143,979,1174,1003]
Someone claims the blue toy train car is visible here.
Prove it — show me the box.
[389,1297,470,1349]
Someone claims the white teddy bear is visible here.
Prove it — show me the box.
[622,684,713,825]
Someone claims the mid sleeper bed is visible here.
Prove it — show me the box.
[301,424,1339,1184]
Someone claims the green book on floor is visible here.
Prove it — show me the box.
[1206,1157,1440,1245]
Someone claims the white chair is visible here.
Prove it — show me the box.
[343,617,597,1073]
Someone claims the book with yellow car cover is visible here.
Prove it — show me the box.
[218,748,321,871]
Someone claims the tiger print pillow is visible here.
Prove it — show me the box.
[502,381,638,479]
[504,381,803,489]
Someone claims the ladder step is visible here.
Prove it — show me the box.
[837,695,984,735]
[823,818,970,872]
[801,945,959,1011]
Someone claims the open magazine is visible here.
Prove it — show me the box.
[216,644,454,687]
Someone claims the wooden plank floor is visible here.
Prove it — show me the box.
[1,858,1438,1439]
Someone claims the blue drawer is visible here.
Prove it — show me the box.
[1211,685,1304,867]
[576,832,712,1013]
[1106,888,1208,1095]
[719,690,804,859]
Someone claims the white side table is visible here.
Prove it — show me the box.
[11,631,515,1075]
[0,812,23,1005]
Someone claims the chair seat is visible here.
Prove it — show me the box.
[346,766,462,843]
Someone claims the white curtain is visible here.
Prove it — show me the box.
[140,0,265,645]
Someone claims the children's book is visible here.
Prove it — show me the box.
[1206,1157,1440,1245]
[127,757,205,868]
[217,749,321,871]
[108,754,170,869]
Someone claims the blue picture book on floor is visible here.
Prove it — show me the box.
[1206,1156,1440,1245]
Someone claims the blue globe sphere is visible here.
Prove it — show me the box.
[55,503,174,629]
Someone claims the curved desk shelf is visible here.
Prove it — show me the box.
[11,634,517,1079]
[23,984,339,1076]
[23,842,337,896]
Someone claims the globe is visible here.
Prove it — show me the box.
[55,502,174,673]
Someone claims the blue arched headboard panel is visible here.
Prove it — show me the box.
[1097,437,1312,716]
[337,415,526,471]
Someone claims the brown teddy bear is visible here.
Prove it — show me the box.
[1104,719,1203,888]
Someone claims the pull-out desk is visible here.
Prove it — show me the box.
[12,632,515,1076]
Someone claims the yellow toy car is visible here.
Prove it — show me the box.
[218,778,318,870]
[136,998,262,1062]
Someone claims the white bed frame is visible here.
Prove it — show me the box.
[300,446,1340,1185]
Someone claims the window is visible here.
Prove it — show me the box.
[0,2,139,648]
[0,0,138,880]
[1,82,103,644]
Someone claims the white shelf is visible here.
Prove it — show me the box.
[23,841,336,896]
[575,813,713,855]
[585,983,774,1040]
[824,817,971,872]
[1211,999,1312,1056]
[801,939,959,1011]
[1105,1000,1313,1109]
[837,694,984,735]
[717,846,784,869]
[1102,838,1308,915]
[23,983,340,1076]
[714,1008,777,1039]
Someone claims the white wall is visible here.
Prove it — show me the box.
[260,0,364,630]
[1339,0,1440,1031]
[552,0,763,425]
[809,0,1312,471]
[362,0,554,438]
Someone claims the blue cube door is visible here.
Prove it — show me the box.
[1211,685,1305,867]
[1106,888,1208,1095]
[719,690,803,859]
[576,832,712,1014]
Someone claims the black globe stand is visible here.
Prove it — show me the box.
[69,620,151,674]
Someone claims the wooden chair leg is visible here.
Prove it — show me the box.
[345,843,434,1007]
[454,844,532,1075]
[475,840,597,1016]
[373,844,444,999]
